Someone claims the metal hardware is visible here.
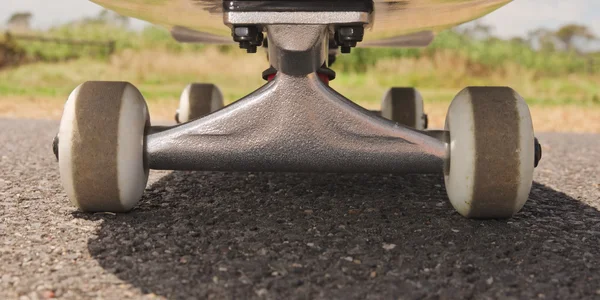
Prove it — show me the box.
[224,11,369,26]
[262,65,336,81]
[222,1,374,14]
[146,73,446,174]
[52,135,59,161]
[225,11,369,54]
[534,137,542,168]
[146,25,446,174]
[336,26,365,53]
[232,25,264,53]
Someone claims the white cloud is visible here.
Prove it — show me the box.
[2,0,103,29]
[474,0,599,38]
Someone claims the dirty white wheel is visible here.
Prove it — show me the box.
[444,87,535,219]
[58,82,150,213]
[176,83,224,123]
[381,87,427,130]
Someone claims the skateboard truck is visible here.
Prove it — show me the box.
[54,8,541,219]
[147,24,446,173]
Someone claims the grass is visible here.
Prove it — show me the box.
[334,53,600,106]
[1,23,598,105]
[5,22,600,75]
[2,95,599,133]
[0,47,265,101]
[1,47,599,106]
[336,33,598,75]
[0,23,599,132]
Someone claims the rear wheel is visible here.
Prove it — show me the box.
[176,83,224,123]
[381,87,427,130]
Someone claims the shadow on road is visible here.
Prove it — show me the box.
[78,171,600,299]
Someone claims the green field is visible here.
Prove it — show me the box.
[1,22,599,109]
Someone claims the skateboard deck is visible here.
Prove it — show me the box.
[91,0,511,47]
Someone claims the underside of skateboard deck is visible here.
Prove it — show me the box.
[92,0,511,47]
[52,0,543,219]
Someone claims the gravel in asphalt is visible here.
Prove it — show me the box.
[0,118,599,299]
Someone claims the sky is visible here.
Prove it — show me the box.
[1,0,599,39]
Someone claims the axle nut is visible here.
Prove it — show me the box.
[534,137,542,168]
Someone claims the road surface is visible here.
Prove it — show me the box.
[1,118,599,299]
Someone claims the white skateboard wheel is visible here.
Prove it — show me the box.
[444,87,535,219]
[381,87,426,130]
[58,81,150,212]
[176,83,224,123]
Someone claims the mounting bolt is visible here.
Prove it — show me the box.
[52,135,59,161]
[534,137,542,168]
[336,26,365,54]
[232,26,264,54]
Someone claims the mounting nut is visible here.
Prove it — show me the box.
[335,26,365,54]
[232,25,264,53]
[534,137,542,168]
[52,134,59,161]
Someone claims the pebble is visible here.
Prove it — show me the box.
[382,243,396,251]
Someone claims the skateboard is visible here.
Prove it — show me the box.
[53,0,543,219]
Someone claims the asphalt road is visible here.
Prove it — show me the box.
[1,118,599,300]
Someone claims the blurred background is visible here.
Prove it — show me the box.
[0,0,598,132]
